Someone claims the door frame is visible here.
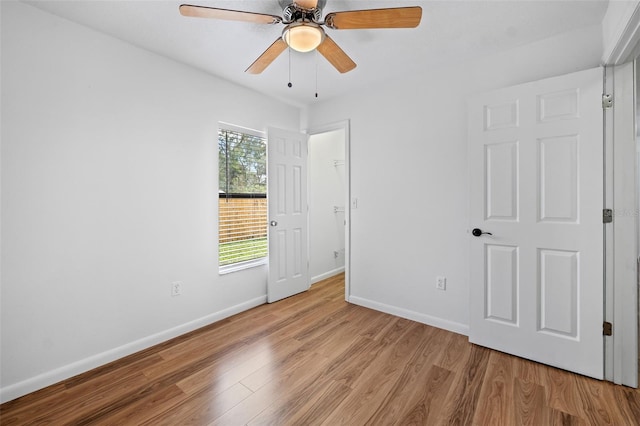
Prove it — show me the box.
[603,3,640,388]
[307,120,351,302]
[604,63,638,387]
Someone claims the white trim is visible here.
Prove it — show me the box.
[612,62,638,387]
[604,65,615,383]
[0,295,267,403]
[219,257,267,275]
[605,63,639,388]
[311,267,345,285]
[603,2,640,65]
[349,296,469,336]
[218,121,266,138]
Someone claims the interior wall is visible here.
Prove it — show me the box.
[0,1,300,402]
[306,24,604,334]
[308,129,346,283]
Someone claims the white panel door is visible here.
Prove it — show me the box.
[468,67,604,379]
[267,127,309,303]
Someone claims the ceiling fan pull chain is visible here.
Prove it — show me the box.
[315,50,318,98]
[287,47,293,88]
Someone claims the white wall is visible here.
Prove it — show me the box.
[308,129,346,283]
[0,1,300,402]
[306,24,604,334]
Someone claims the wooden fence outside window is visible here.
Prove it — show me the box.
[219,195,268,265]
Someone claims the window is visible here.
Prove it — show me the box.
[218,126,268,271]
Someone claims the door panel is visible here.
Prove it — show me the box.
[539,135,578,222]
[538,249,578,337]
[485,141,519,220]
[267,127,309,303]
[468,67,604,379]
[485,244,519,325]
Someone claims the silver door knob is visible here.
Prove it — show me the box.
[270,220,278,227]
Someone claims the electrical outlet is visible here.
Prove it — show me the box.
[171,281,183,296]
[436,276,446,291]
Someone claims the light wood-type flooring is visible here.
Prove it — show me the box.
[2,274,639,425]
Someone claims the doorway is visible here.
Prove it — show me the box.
[308,122,350,300]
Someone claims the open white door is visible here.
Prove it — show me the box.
[267,127,309,303]
[468,67,604,379]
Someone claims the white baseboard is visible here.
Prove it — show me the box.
[0,295,267,403]
[311,267,345,285]
[348,296,469,336]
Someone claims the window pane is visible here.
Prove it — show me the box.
[218,128,268,268]
[219,197,268,266]
[218,129,266,194]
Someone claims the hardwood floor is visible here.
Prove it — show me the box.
[2,273,639,425]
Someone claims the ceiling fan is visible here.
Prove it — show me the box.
[179,0,422,74]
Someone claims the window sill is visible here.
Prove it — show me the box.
[219,257,268,275]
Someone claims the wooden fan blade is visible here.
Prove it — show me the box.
[179,4,281,24]
[295,0,318,9]
[245,38,288,74]
[325,7,422,30]
[316,35,356,74]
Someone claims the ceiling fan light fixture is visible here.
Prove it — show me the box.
[282,22,325,52]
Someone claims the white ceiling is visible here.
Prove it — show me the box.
[25,0,609,107]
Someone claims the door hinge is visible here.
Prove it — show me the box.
[603,208,613,223]
[602,93,613,109]
[603,321,613,336]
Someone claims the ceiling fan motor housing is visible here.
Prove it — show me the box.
[282,4,322,23]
